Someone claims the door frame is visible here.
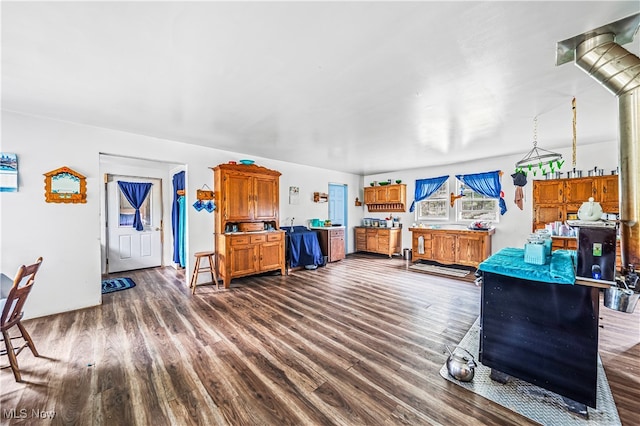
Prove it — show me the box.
[328,183,348,253]
[104,173,164,274]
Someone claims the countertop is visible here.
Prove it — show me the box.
[309,226,345,230]
[409,226,495,234]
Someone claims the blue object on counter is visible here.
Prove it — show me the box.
[281,226,325,268]
[478,247,576,284]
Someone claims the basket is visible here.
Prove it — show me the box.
[524,243,547,265]
[239,222,264,232]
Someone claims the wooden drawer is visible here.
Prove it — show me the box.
[267,233,282,242]
[230,235,251,246]
[330,228,345,238]
[250,234,266,243]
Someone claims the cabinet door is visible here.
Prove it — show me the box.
[534,204,563,229]
[366,230,378,252]
[456,235,485,266]
[387,185,403,203]
[355,228,366,251]
[229,245,258,276]
[433,234,456,264]
[254,176,278,220]
[533,180,564,204]
[364,187,376,204]
[329,229,345,261]
[389,230,401,256]
[374,187,388,203]
[595,175,618,204]
[565,178,596,203]
[259,241,283,271]
[224,173,253,221]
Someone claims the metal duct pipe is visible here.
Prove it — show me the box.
[575,32,640,269]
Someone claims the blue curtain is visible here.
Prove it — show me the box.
[455,170,507,215]
[118,181,153,231]
[409,175,449,212]
[172,171,186,267]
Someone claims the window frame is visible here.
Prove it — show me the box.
[414,181,450,221]
[455,181,500,222]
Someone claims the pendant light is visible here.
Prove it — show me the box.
[515,116,564,175]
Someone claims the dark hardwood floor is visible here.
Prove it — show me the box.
[2,254,638,425]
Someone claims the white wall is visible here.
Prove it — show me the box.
[1,110,363,319]
[364,141,619,254]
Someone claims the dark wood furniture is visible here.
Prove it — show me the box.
[480,271,599,408]
[355,227,401,257]
[314,227,346,262]
[409,227,494,268]
[1,257,43,382]
[213,163,285,288]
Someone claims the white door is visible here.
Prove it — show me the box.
[107,177,162,272]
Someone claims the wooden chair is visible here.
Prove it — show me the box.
[190,251,219,294]
[1,257,43,382]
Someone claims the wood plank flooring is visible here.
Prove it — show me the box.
[2,254,638,425]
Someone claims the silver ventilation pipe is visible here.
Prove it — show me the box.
[557,14,640,270]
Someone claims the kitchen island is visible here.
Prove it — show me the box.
[478,248,601,409]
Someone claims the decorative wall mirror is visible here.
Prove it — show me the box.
[44,166,87,203]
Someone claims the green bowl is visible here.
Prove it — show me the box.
[395,180,402,184]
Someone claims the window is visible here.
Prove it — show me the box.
[119,189,151,227]
[415,181,449,221]
[456,181,499,222]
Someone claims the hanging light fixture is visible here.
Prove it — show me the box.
[515,116,564,174]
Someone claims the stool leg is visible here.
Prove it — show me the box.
[208,254,219,290]
[190,257,201,294]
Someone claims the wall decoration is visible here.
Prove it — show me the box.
[313,192,328,203]
[0,153,18,192]
[44,166,87,203]
[289,186,299,204]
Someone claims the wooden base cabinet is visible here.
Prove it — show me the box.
[410,227,494,267]
[355,227,401,257]
[220,232,285,287]
[314,227,345,262]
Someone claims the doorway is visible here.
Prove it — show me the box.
[328,183,348,251]
[106,174,163,273]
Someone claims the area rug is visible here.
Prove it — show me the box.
[409,263,470,278]
[101,277,136,294]
[439,318,620,425]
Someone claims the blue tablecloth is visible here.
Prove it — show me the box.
[281,227,325,268]
[478,247,576,284]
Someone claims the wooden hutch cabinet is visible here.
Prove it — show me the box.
[213,163,285,288]
[532,175,621,268]
[532,175,618,230]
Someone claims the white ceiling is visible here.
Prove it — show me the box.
[2,1,639,175]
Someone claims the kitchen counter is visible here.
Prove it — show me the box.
[309,226,345,230]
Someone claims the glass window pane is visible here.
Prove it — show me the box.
[119,189,151,227]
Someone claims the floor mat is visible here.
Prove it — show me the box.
[409,263,470,277]
[102,277,136,294]
[439,318,620,425]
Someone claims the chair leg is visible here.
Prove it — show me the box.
[16,322,39,357]
[2,330,21,382]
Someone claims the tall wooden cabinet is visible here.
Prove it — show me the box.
[213,163,285,288]
[532,175,618,230]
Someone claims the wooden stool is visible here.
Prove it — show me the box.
[190,251,219,294]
